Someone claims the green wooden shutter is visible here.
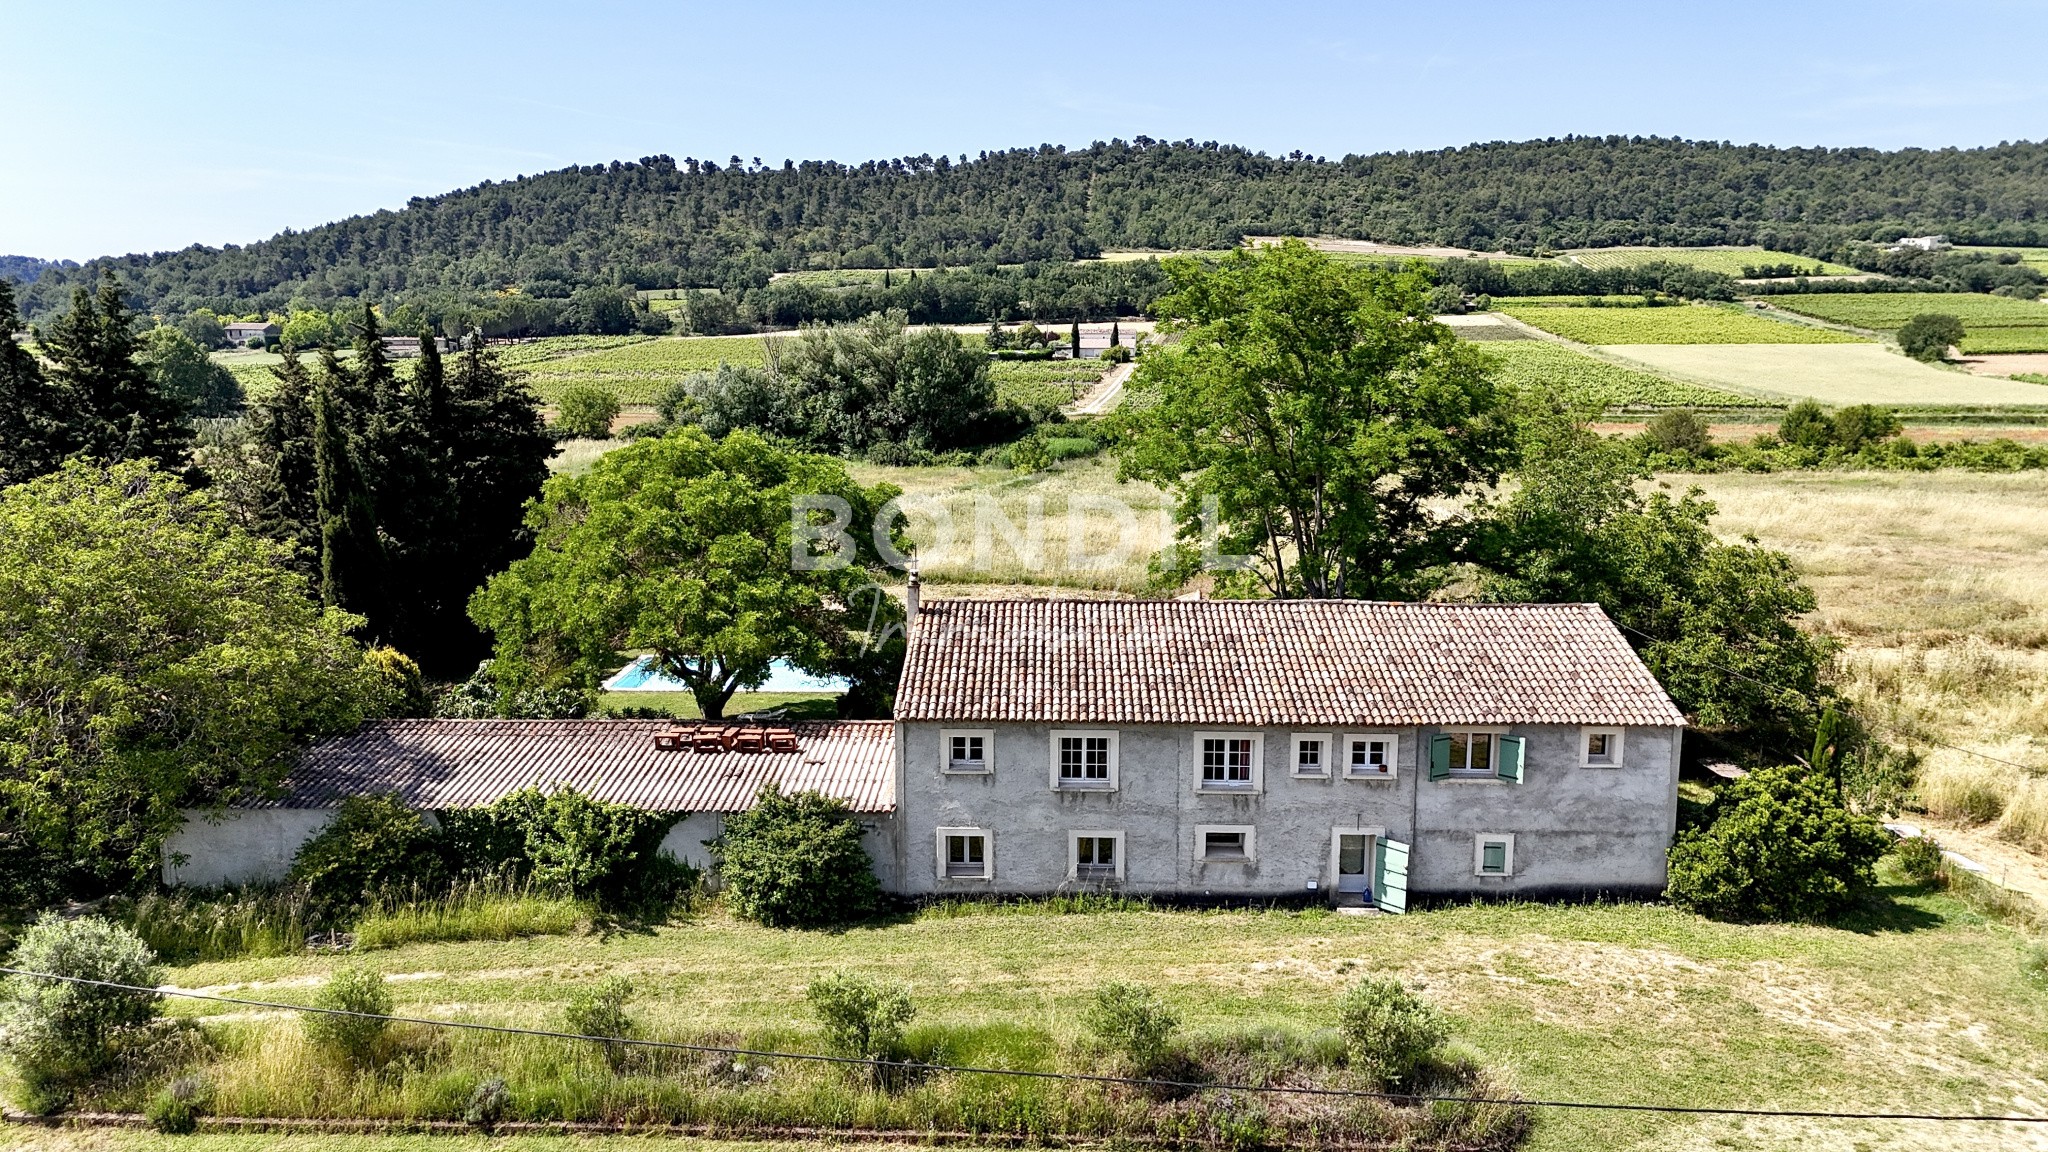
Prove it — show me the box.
[1428,735,1451,781]
[1496,735,1525,783]
[1374,838,1410,914]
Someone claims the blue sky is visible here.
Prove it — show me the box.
[6,0,2046,260]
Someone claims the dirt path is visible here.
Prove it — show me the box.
[1067,362,1133,416]
[1902,818,2048,908]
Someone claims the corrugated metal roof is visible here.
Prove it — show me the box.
[256,719,896,813]
[896,599,1685,728]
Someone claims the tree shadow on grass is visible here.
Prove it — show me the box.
[1827,882,1947,935]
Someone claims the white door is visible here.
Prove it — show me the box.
[1336,833,1373,894]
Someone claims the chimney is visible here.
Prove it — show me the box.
[905,561,921,631]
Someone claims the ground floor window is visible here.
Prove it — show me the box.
[1071,830,1123,882]
[1198,825,1255,862]
[937,827,991,879]
[1474,833,1514,877]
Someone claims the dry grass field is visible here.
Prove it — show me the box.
[1565,246,1861,277]
[1691,471,2048,849]
[1600,343,2048,407]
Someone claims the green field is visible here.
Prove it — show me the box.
[1601,343,2048,408]
[1498,303,1866,345]
[1481,340,1766,410]
[1768,293,2048,354]
[987,358,1109,416]
[22,882,2048,1152]
[498,336,770,404]
[1566,247,1862,277]
[1952,245,2048,273]
[209,349,341,399]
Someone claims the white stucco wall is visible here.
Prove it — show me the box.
[896,721,1680,901]
[162,808,337,887]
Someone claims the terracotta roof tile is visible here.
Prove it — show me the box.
[256,719,896,812]
[896,599,1684,728]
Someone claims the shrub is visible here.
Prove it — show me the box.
[1831,404,1902,452]
[289,795,447,919]
[145,1075,206,1134]
[1099,343,1133,364]
[715,787,881,928]
[442,786,689,911]
[1426,284,1467,315]
[1893,835,1943,886]
[465,1076,512,1129]
[0,915,162,1110]
[553,384,622,439]
[1082,981,1180,1072]
[1643,408,1712,455]
[563,975,637,1071]
[1897,313,1965,361]
[1337,977,1448,1089]
[807,971,914,1066]
[301,964,393,1068]
[1665,765,1891,921]
[1777,399,1835,451]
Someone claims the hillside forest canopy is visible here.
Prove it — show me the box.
[13,135,2048,334]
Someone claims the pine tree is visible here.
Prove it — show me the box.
[0,281,69,487]
[36,272,192,471]
[247,351,321,558]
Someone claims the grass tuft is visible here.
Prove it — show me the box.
[352,881,590,950]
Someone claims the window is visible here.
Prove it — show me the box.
[936,827,991,879]
[1473,834,1514,877]
[1070,830,1124,882]
[1581,728,1624,768]
[1291,734,1330,778]
[1341,733,1398,779]
[1446,732,1494,776]
[1194,732,1263,792]
[1049,730,1118,791]
[1197,825,1256,863]
[942,729,993,773]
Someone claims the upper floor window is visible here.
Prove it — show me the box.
[1051,730,1118,790]
[1292,734,1329,778]
[1446,732,1494,777]
[1195,732,1263,792]
[1343,733,1398,779]
[1581,728,1624,768]
[943,729,993,773]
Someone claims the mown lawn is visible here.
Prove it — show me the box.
[15,875,2044,1152]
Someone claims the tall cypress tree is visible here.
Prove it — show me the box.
[1069,319,1081,359]
[35,272,192,471]
[311,374,383,621]
[0,281,68,487]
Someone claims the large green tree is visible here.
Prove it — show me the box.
[35,273,193,473]
[1470,401,1836,758]
[470,428,903,719]
[0,462,377,904]
[1112,241,1516,598]
[0,281,70,488]
[137,324,242,417]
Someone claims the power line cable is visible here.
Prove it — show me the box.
[1,967,2042,1125]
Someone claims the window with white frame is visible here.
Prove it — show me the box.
[943,729,993,773]
[1342,733,1398,779]
[1473,834,1514,877]
[1580,727,1624,768]
[937,827,991,879]
[1051,730,1118,790]
[1195,732,1262,791]
[1197,825,1255,862]
[1291,734,1330,778]
[1070,830,1124,882]
[1445,732,1496,777]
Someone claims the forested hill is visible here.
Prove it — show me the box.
[1,255,77,286]
[23,135,2048,321]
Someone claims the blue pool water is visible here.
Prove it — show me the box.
[603,656,848,694]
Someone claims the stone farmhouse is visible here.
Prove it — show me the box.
[165,597,1685,910]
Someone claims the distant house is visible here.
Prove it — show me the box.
[224,321,280,346]
[1890,235,1951,253]
[164,597,1686,909]
[380,335,456,358]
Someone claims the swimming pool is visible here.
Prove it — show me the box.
[602,656,849,694]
